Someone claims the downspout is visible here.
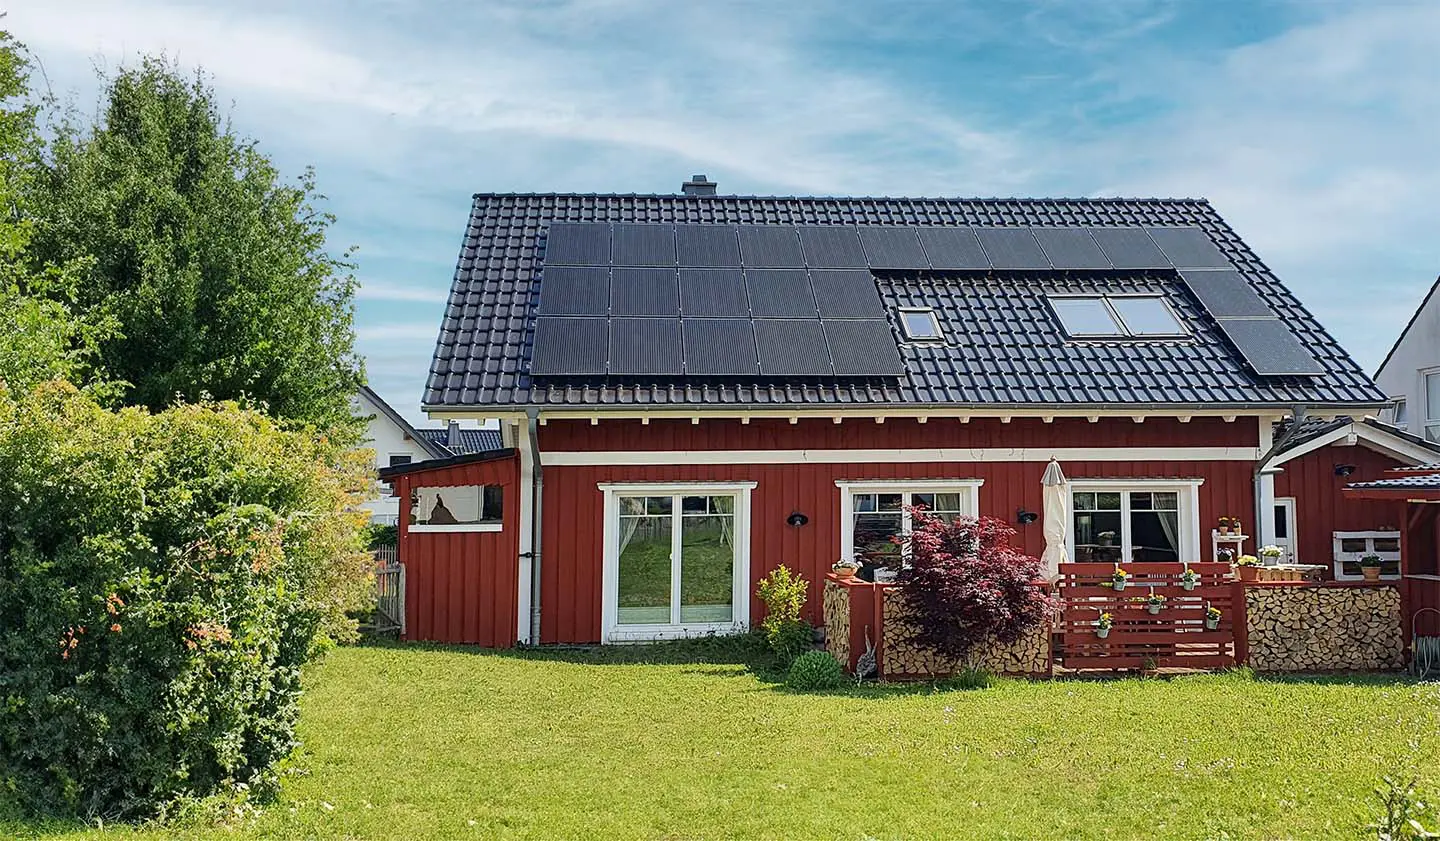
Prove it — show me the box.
[1254,405,1309,551]
[525,408,544,645]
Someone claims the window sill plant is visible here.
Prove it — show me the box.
[1360,554,1383,582]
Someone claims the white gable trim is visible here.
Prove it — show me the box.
[543,446,1259,467]
[1269,422,1437,468]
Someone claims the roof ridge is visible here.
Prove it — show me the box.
[470,192,1214,203]
[1374,274,1440,379]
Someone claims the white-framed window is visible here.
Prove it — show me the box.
[1067,480,1202,563]
[1048,294,1188,339]
[898,308,944,341]
[836,480,983,564]
[409,484,504,532]
[1426,370,1440,443]
[599,482,755,643]
[1333,531,1401,580]
[1388,397,1408,431]
[381,453,413,492]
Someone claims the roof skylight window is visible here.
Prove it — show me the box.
[1048,295,1187,339]
[898,308,943,341]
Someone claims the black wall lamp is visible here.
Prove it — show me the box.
[786,511,809,527]
[1334,464,1356,477]
[1016,508,1039,525]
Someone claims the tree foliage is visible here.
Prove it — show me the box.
[0,383,373,819]
[28,57,363,433]
[756,565,812,664]
[0,32,107,395]
[896,512,1061,662]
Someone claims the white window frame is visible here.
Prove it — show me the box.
[1332,530,1401,581]
[1389,397,1408,431]
[898,308,944,341]
[1425,369,1440,443]
[599,482,756,644]
[835,479,983,563]
[408,484,506,533]
[1066,479,1203,563]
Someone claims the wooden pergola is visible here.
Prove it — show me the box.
[1345,466,1440,637]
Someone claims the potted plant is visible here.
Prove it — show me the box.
[1259,544,1285,565]
[1359,554,1383,582]
[1096,612,1113,639]
[1180,565,1200,591]
[1205,605,1222,630]
[1111,566,1130,591]
[1218,517,1232,536]
[831,558,862,580]
[1144,591,1166,615]
[1234,554,1261,582]
[1217,546,1235,564]
[1231,520,1244,536]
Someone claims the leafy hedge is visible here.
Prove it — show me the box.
[0,383,372,820]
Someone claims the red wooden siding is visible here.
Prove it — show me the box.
[540,457,1256,644]
[540,416,1257,452]
[394,456,520,646]
[1274,444,1407,567]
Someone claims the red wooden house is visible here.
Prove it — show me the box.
[381,178,1398,647]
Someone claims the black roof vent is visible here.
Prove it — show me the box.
[681,174,717,196]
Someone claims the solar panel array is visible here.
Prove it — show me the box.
[534,222,1321,380]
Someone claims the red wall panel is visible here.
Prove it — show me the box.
[539,416,1257,452]
[395,456,521,646]
[540,457,1255,644]
[1273,444,1408,566]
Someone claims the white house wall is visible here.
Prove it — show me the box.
[354,391,435,524]
[1376,279,1440,435]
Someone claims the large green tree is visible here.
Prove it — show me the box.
[30,58,363,433]
[0,32,104,395]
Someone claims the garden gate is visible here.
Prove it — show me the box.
[374,555,405,634]
[1056,562,1236,671]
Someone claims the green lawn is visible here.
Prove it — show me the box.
[5,639,1440,840]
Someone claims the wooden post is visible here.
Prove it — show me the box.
[1231,579,1249,665]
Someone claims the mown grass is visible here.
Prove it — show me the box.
[5,637,1439,840]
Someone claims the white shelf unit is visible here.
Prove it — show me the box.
[1332,530,1401,581]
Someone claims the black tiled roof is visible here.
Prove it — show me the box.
[425,194,1386,409]
[417,427,503,456]
[1348,473,1440,490]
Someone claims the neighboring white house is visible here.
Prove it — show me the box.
[1376,276,1440,442]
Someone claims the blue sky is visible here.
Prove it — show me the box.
[8,0,1438,422]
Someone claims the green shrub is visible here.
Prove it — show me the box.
[363,523,398,549]
[785,650,847,691]
[756,565,812,664]
[934,667,995,692]
[0,383,373,820]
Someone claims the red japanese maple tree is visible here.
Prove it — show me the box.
[896,510,1061,661]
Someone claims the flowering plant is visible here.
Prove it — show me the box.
[1360,554,1383,568]
[1217,547,1236,563]
[1234,554,1260,566]
[1111,567,1130,583]
[1096,612,1114,630]
[1181,566,1200,585]
[1260,545,1285,559]
[1206,606,1223,621]
[832,558,862,571]
[1144,592,1167,608]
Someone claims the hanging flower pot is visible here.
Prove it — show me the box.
[1096,612,1113,639]
[1205,616,1220,630]
[1147,603,1162,615]
[1205,606,1222,631]
[1180,567,1200,591]
[1111,567,1129,591]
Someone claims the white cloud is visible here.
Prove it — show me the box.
[356,280,449,304]
[356,322,441,342]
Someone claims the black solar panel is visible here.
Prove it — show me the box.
[738,226,805,267]
[754,319,832,376]
[1146,227,1231,269]
[1089,227,1169,269]
[824,320,906,376]
[857,227,928,269]
[679,268,749,317]
[529,316,607,375]
[917,227,988,269]
[610,268,679,316]
[682,319,759,375]
[675,225,741,267]
[611,224,675,267]
[1032,228,1110,269]
[809,270,885,318]
[975,228,1051,269]
[544,223,610,265]
[609,318,683,375]
[797,226,868,268]
[745,269,816,317]
[1179,269,1272,318]
[538,266,609,316]
[1215,318,1324,376]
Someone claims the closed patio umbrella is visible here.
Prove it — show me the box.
[1040,459,1069,581]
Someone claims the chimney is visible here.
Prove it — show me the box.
[447,420,461,450]
[681,174,717,196]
